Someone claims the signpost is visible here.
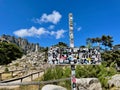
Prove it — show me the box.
[48,13,101,90]
[69,13,76,90]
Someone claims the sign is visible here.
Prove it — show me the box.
[48,47,101,65]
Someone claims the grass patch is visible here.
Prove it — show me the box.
[2,73,12,80]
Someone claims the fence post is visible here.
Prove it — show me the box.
[11,71,13,78]
[38,72,40,77]
[21,78,23,82]
[31,74,33,81]
[38,84,40,90]
[0,73,2,81]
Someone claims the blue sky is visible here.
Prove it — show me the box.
[0,0,120,47]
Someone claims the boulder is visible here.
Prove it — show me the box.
[41,84,67,90]
[108,74,120,88]
[76,78,102,90]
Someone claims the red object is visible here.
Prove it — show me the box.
[60,56,66,60]
[72,76,76,83]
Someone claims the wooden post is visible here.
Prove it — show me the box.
[0,73,2,81]
[31,74,33,81]
[11,71,13,78]
[38,72,40,77]
[38,84,40,90]
[21,78,23,82]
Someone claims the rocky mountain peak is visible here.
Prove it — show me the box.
[0,34,40,53]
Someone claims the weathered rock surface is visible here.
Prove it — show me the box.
[76,78,102,90]
[0,51,47,74]
[108,74,120,89]
[41,78,102,90]
[10,52,46,70]
[0,34,41,53]
[41,84,67,90]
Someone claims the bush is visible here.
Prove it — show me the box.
[4,67,9,72]
[42,62,118,89]
[0,42,23,65]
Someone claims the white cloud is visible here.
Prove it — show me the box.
[50,31,56,35]
[13,26,48,37]
[55,29,66,39]
[14,26,66,39]
[34,11,62,24]
[50,29,66,39]
[77,26,82,31]
[48,25,55,30]
[74,22,82,31]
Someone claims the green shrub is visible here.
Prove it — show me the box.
[0,42,23,65]
[4,67,9,72]
[42,62,118,89]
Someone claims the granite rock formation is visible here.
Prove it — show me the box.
[41,84,67,90]
[0,34,41,53]
[108,74,120,89]
[76,78,102,90]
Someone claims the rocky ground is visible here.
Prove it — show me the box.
[41,78,102,90]
[42,75,120,90]
[108,74,120,90]
[0,51,48,76]
[0,51,120,90]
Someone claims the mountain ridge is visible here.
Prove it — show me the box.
[0,34,41,53]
